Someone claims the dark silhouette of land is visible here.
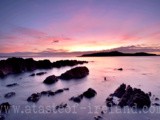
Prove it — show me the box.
[81,51,157,57]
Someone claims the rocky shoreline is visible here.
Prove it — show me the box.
[0,57,88,78]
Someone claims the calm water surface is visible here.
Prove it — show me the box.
[0,57,160,120]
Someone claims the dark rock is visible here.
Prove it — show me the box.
[4,92,16,98]
[48,91,55,96]
[55,103,67,110]
[0,102,11,113]
[118,85,133,107]
[0,70,4,78]
[52,60,88,68]
[113,83,126,98]
[36,60,52,69]
[70,88,97,103]
[155,97,159,101]
[128,89,151,108]
[27,93,41,102]
[106,96,116,107]
[108,84,151,109]
[148,92,152,97]
[0,57,88,77]
[59,66,89,80]
[83,88,97,98]
[54,89,64,94]
[41,91,48,95]
[43,75,58,85]
[29,73,35,76]
[70,94,83,103]
[6,83,18,87]
[63,88,69,91]
[153,103,160,106]
[36,72,47,76]
[117,68,123,71]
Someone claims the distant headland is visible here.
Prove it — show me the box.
[81,51,158,57]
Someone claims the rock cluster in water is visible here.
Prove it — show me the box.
[70,88,97,103]
[0,57,88,78]
[27,88,69,103]
[106,84,151,108]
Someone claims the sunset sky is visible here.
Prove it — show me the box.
[0,0,160,56]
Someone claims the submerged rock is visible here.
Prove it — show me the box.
[59,66,89,80]
[43,75,58,85]
[36,72,47,76]
[6,83,18,87]
[0,102,11,113]
[4,92,16,98]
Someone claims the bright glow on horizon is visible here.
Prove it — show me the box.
[0,0,160,55]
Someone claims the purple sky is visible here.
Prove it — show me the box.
[0,0,160,56]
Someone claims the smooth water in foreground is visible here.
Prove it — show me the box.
[0,57,160,120]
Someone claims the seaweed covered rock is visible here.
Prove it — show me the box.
[43,75,58,85]
[59,66,89,80]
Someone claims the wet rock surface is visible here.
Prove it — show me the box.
[0,57,88,77]
[106,84,151,108]
[70,88,97,103]
[43,75,58,85]
[59,66,89,80]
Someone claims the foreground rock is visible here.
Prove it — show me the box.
[0,102,11,113]
[106,84,151,108]
[70,88,97,103]
[59,66,89,80]
[27,88,69,103]
[43,75,58,85]
[0,57,88,77]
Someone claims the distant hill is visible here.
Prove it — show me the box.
[81,51,157,57]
